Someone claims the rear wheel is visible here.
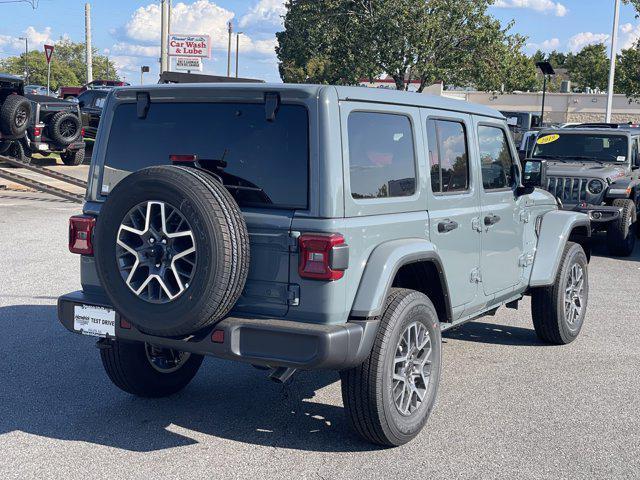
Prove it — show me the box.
[531,242,588,345]
[340,288,442,447]
[100,340,203,397]
[607,199,636,256]
[60,147,85,166]
[1,140,29,166]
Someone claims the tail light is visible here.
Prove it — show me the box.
[34,126,42,137]
[298,233,349,280]
[81,128,85,137]
[169,154,198,163]
[69,215,96,255]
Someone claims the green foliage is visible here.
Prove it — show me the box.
[616,41,640,100]
[276,0,537,93]
[0,38,119,91]
[566,43,609,91]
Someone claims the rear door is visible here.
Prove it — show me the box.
[99,100,310,318]
[422,111,481,316]
[474,118,526,296]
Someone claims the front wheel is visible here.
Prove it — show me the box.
[531,241,588,345]
[100,340,204,397]
[607,199,636,256]
[340,288,442,447]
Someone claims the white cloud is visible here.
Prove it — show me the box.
[0,26,55,54]
[112,42,160,58]
[527,37,560,52]
[567,32,609,52]
[620,22,640,50]
[239,0,286,28]
[494,0,568,17]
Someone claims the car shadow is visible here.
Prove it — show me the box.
[588,232,640,262]
[443,321,544,347]
[0,304,378,453]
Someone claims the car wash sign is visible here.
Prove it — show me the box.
[168,34,211,58]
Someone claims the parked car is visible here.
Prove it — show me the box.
[525,125,640,256]
[518,130,539,160]
[21,94,86,165]
[58,84,591,447]
[501,110,542,145]
[77,89,108,140]
[0,73,31,163]
[24,84,51,96]
[59,79,129,100]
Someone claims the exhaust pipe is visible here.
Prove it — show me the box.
[269,366,297,384]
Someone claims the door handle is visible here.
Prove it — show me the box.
[438,219,459,233]
[484,214,501,226]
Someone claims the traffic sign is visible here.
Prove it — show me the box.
[44,44,54,64]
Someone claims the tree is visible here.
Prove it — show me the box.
[0,38,119,90]
[276,0,537,93]
[566,43,609,91]
[616,41,640,100]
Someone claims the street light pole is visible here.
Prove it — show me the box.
[227,21,233,77]
[19,37,28,84]
[235,32,243,78]
[605,0,621,123]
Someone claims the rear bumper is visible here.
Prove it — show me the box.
[57,290,377,370]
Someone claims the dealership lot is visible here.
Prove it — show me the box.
[0,190,639,480]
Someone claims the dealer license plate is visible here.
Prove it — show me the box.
[73,304,116,337]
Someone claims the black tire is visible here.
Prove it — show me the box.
[0,95,31,137]
[607,199,637,256]
[1,140,30,167]
[100,340,204,397]
[531,241,588,345]
[340,288,442,447]
[60,147,85,166]
[94,166,250,337]
[47,111,81,146]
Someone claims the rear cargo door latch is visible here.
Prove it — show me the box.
[287,285,300,306]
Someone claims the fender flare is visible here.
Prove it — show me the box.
[350,238,452,321]
[529,210,590,287]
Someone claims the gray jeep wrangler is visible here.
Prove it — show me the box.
[526,126,640,256]
[58,84,591,447]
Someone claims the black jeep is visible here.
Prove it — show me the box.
[525,125,640,256]
[0,73,31,162]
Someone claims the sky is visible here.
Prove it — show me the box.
[0,0,638,85]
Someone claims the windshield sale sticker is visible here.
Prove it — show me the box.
[537,134,560,145]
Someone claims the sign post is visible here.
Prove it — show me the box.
[44,44,54,95]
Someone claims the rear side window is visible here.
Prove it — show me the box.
[102,102,309,209]
[427,119,469,193]
[478,125,516,190]
[348,112,416,199]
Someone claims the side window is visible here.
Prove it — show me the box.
[94,96,106,108]
[348,112,416,199]
[478,125,517,190]
[427,119,469,194]
[631,138,639,165]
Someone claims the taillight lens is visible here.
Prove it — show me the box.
[34,126,41,137]
[81,128,85,137]
[69,215,95,255]
[169,154,198,163]
[298,233,348,280]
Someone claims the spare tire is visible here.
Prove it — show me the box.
[94,166,250,337]
[0,95,31,137]
[48,111,81,146]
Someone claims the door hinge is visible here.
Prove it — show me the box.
[519,211,531,223]
[518,252,535,267]
[287,284,300,306]
[470,267,482,283]
[288,231,300,252]
[471,217,482,233]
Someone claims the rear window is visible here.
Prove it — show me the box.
[102,102,309,209]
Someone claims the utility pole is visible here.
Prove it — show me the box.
[605,0,620,123]
[235,32,243,78]
[160,0,169,73]
[18,37,28,84]
[227,21,233,77]
[85,3,93,83]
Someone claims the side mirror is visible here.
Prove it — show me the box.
[78,100,85,108]
[517,158,547,196]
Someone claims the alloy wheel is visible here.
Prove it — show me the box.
[564,263,585,327]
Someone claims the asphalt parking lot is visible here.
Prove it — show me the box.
[1,187,639,480]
